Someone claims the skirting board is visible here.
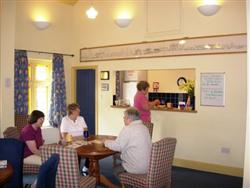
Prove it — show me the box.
[173,158,243,177]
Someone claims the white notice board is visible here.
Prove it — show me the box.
[200,73,225,106]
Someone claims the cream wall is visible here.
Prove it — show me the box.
[0,0,16,135]
[71,0,247,173]
[0,1,75,133]
[3,0,74,129]
[94,54,246,170]
[147,69,195,93]
[243,1,250,187]
[15,1,74,108]
[0,0,2,135]
[0,0,247,177]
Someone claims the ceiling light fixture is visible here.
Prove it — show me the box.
[86,6,98,19]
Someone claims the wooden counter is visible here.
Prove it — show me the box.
[110,105,197,113]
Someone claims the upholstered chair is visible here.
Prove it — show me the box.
[15,114,29,133]
[0,138,25,188]
[3,127,20,139]
[41,145,96,188]
[119,137,177,188]
[3,126,40,175]
[143,122,154,139]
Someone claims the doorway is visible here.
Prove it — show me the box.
[75,68,96,135]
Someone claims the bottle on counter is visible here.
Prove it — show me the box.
[113,95,117,106]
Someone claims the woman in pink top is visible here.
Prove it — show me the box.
[134,81,160,123]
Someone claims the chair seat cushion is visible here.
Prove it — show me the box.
[23,163,40,174]
[79,176,96,188]
[119,173,147,187]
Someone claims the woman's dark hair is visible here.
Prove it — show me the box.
[28,110,45,124]
[137,81,150,91]
[67,103,80,115]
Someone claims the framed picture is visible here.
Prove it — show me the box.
[101,83,109,91]
[153,82,159,92]
[100,71,109,80]
[80,33,246,62]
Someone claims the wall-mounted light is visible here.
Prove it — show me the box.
[86,6,98,19]
[115,18,132,28]
[33,15,50,30]
[100,71,110,80]
[33,21,50,30]
[197,0,221,16]
[115,11,132,28]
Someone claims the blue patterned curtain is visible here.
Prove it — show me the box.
[49,54,67,127]
[14,50,29,115]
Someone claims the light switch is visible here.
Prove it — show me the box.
[5,78,11,88]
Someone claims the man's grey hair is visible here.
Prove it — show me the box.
[124,107,140,121]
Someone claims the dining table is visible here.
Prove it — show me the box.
[69,135,117,186]
[0,163,13,186]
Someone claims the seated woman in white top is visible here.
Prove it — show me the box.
[60,103,89,176]
[60,103,87,138]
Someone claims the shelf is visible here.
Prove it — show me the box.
[110,105,130,109]
[110,105,197,113]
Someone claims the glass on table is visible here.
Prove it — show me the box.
[66,133,72,143]
[83,127,89,141]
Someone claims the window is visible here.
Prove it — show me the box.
[28,59,52,126]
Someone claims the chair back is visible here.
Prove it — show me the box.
[143,122,154,139]
[41,145,80,188]
[0,138,24,188]
[3,128,40,175]
[15,114,29,133]
[3,127,20,139]
[36,154,60,188]
[146,137,177,188]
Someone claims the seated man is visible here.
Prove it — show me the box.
[105,107,152,180]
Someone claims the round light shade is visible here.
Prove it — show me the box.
[33,21,50,30]
[115,18,132,28]
[197,4,221,16]
[86,6,98,19]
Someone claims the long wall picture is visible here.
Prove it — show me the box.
[80,33,246,62]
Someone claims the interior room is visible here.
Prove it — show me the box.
[0,0,250,187]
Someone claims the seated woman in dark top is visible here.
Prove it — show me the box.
[20,110,45,165]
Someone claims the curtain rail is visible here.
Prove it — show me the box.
[15,49,74,57]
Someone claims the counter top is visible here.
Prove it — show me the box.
[110,105,197,113]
